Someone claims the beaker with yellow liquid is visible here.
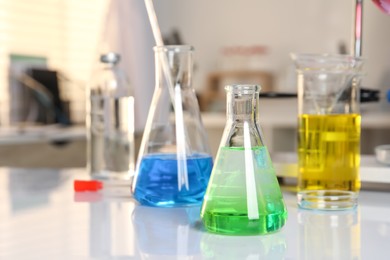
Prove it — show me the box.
[291,53,364,210]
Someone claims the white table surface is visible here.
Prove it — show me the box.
[1,168,390,260]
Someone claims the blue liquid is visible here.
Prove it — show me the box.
[134,153,213,207]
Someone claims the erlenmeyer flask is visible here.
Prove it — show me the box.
[200,85,287,235]
[132,45,213,207]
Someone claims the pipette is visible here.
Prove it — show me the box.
[74,179,132,192]
[73,179,133,202]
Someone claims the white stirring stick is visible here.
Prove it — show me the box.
[243,121,260,219]
[144,0,189,190]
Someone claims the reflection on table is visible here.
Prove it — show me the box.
[0,168,389,259]
[298,209,360,260]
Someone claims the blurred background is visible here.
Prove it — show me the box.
[0,0,389,167]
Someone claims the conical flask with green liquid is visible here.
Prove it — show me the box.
[200,84,287,235]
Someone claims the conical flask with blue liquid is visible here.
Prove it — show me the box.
[201,85,287,235]
[132,45,213,207]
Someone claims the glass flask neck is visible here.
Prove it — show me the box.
[154,45,194,89]
[226,85,260,123]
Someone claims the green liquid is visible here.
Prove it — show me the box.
[200,146,287,235]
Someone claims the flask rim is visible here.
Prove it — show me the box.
[153,45,194,53]
[290,53,365,63]
[225,84,261,94]
[290,53,365,73]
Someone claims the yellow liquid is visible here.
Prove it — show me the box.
[298,114,361,193]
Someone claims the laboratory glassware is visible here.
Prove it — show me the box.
[87,53,135,180]
[132,45,213,207]
[200,84,287,235]
[291,53,364,210]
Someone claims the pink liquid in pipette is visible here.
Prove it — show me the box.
[372,0,390,14]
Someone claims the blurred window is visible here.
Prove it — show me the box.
[0,0,109,124]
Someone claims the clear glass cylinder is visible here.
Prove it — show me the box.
[132,45,213,207]
[86,53,135,180]
[291,53,364,210]
[200,84,287,235]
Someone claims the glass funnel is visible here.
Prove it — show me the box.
[132,45,213,207]
[200,85,287,235]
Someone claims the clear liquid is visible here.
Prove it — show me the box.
[298,114,361,193]
[88,92,134,179]
[133,153,213,207]
[201,146,287,235]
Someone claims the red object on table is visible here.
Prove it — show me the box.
[74,180,103,192]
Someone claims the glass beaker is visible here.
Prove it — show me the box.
[87,53,135,180]
[291,53,364,210]
[200,85,287,235]
[132,45,213,207]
